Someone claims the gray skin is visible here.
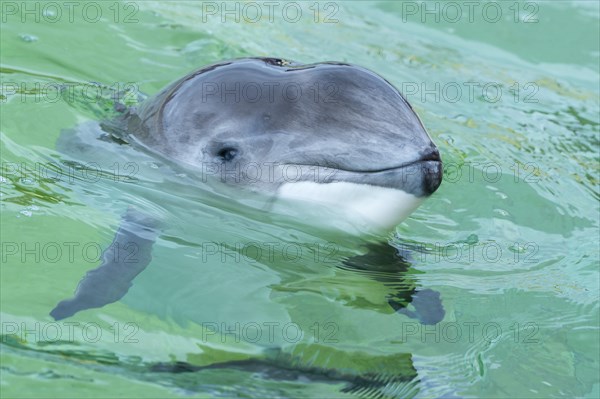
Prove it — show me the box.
[115,57,442,195]
[51,58,443,325]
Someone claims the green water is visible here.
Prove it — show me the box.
[1,1,599,398]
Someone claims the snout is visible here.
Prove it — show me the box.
[307,147,442,197]
[420,159,443,196]
[419,148,443,196]
[359,147,442,197]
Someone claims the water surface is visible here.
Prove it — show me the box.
[1,1,599,397]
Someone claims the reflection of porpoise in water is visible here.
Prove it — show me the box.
[50,58,444,393]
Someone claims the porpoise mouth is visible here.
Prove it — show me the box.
[284,152,443,198]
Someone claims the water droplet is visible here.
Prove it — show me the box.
[452,114,468,123]
[20,34,38,43]
[20,210,32,217]
[493,208,509,217]
[509,244,526,254]
[465,234,478,245]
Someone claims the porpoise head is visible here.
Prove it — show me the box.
[121,58,442,235]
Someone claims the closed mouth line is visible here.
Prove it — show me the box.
[283,158,442,175]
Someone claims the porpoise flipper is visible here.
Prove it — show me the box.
[50,208,160,320]
[343,242,445,325]
[389,288,445,325]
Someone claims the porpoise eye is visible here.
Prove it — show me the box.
[217,147,238,162]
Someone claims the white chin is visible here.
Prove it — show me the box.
[274,181,425,236]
